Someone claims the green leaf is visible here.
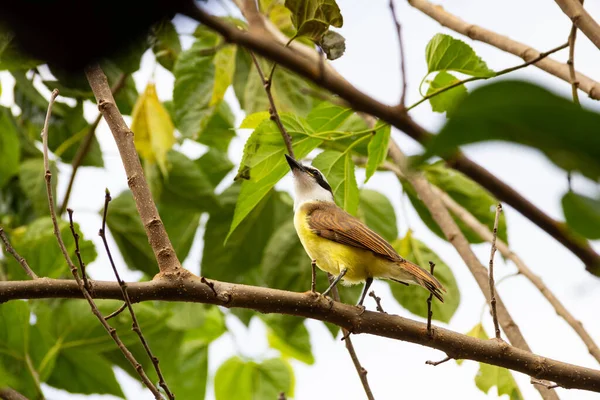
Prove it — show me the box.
[240,111,271,129]
[0,107,21,188]
[461,324,524,400]
[312,150,359,215]
[365,124,390,182]
[203,186,291,284]
[285,0,343,41]
[427,71,468,117]
[159,204,201,264]
[306,101,355,132]
[424,80,600,181]
[214,357,294,400]
[425,33,495,77]
[4,217,96,280]
[211,45,237,106]
[390,231,460,323]
[402,161,507,244]
[197,101,236,152]
[166,303,227,344]
[195,149,234,188]
[153,150,220,214]
[47,350,124,398]
[562,191,600,240]
[319,30,346,60]
[151,19,182,71]
[173,28,237,140]
[228,116,321,238]
[357,189,397,242]
[263,315,314,365]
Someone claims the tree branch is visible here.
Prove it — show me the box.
[567,0,584,106]
[0,227,38,280]
[180,4,600,276]
[389,0,407,107]
[408,0,600,100]
[488,204,502,340]
[84,64,182,275]
[387,142,558,399]
[2,277,600,392]
[553,0,600,52]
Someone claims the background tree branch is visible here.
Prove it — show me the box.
[553,0,600,51]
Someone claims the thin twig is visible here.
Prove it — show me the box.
[0,388,29,400]
[389,0,407,107]
[532,378,560,390]
[426,261,435,337]
[0,227,38,279]
[41,88,163,400]
[567,0,584,107]
[328,274,376,400]
[60,73,129,215]
[66,209,90,291]
[368,291,386,313]
[407,42,569,111]
[488,204,502,340]
[425,356,451,366]
[248,51,295,158]
[99,189,174,400]
[105,302,127,320]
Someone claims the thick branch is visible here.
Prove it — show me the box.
[180,4,600,276]
[554,0,600,52]
[84,64,181,274]
[2,277,600,392]
[408,0,600,100]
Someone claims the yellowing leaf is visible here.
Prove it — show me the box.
[210,45,236,106]
[131,83,175,174]
[239,111,270,129]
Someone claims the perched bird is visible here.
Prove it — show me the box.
[285,154,445,306]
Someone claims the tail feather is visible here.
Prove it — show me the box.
[390,259,446,302]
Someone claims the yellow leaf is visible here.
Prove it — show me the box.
[131,83,175,174]
[210,45,236,106]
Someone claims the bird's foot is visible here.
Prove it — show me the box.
[355,304,366,315]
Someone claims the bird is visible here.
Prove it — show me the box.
[285,154,445,306]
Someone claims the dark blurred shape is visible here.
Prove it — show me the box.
[0,0,187,71]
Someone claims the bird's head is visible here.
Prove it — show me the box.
[285,154,334,208]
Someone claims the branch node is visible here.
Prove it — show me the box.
[201,276,218,296]
[368,291,386,313]
[425,356,451,366]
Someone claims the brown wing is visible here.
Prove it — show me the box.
[306,202,402,262]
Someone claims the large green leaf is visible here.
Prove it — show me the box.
[562,191,600,240]
[3,217,96,280]
[195,149,234,188]
[312,150,359,215]
[0,107,20,188]
[425,33,495,77]
[365,123,390,182]
[203,186,291,284]
[151,19,181,71]
[173,27,236,140]
[424,80,600,181]
[390,231,460,323]
[285,0,343,41]
[197,101,236,152]
[460,324,524,399]
[402,161,507,244]
[214,357,294,400]
[228,115,321,239]
[426,71,468,117]
[306,101,355,132]
[262,314,314,365]
[357,189,397,242]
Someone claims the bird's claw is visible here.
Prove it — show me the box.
[356,304,366,315]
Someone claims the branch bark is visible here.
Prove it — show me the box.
[84,64,182,275]
[553,0,600,51]
[180,4,600,277]
[408,0,600,100]
[2,277,600,392]
[0,388,28,400]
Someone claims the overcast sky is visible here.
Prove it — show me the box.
[2,0,600,399]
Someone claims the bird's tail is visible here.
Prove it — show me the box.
[389,259,446,302]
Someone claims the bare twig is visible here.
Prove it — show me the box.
[554,0,600,51]
[248,51,295,158]
[532,378,560,390]
[389,0,407,107]
[328,274,376,400]
[66,209,90,291]
[408,0,600,100]
[0,228,38,279]
[407,42,569,111]
[488,204,502,340]
[105,302,127,320]
[368,291,386,313]
[426,261,435,337]
[181,4,600,276]
[99,189,174,399]
[425,356,451,366]
[85,64,183,275]
[4,277,600,392]
[42,88,163,400]
[0,388,29,400]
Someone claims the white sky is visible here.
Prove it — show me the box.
[2,0,600,399]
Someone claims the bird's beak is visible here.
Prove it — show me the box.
[285,154,305,172]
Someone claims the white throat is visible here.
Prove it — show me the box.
[292,179,334,210]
